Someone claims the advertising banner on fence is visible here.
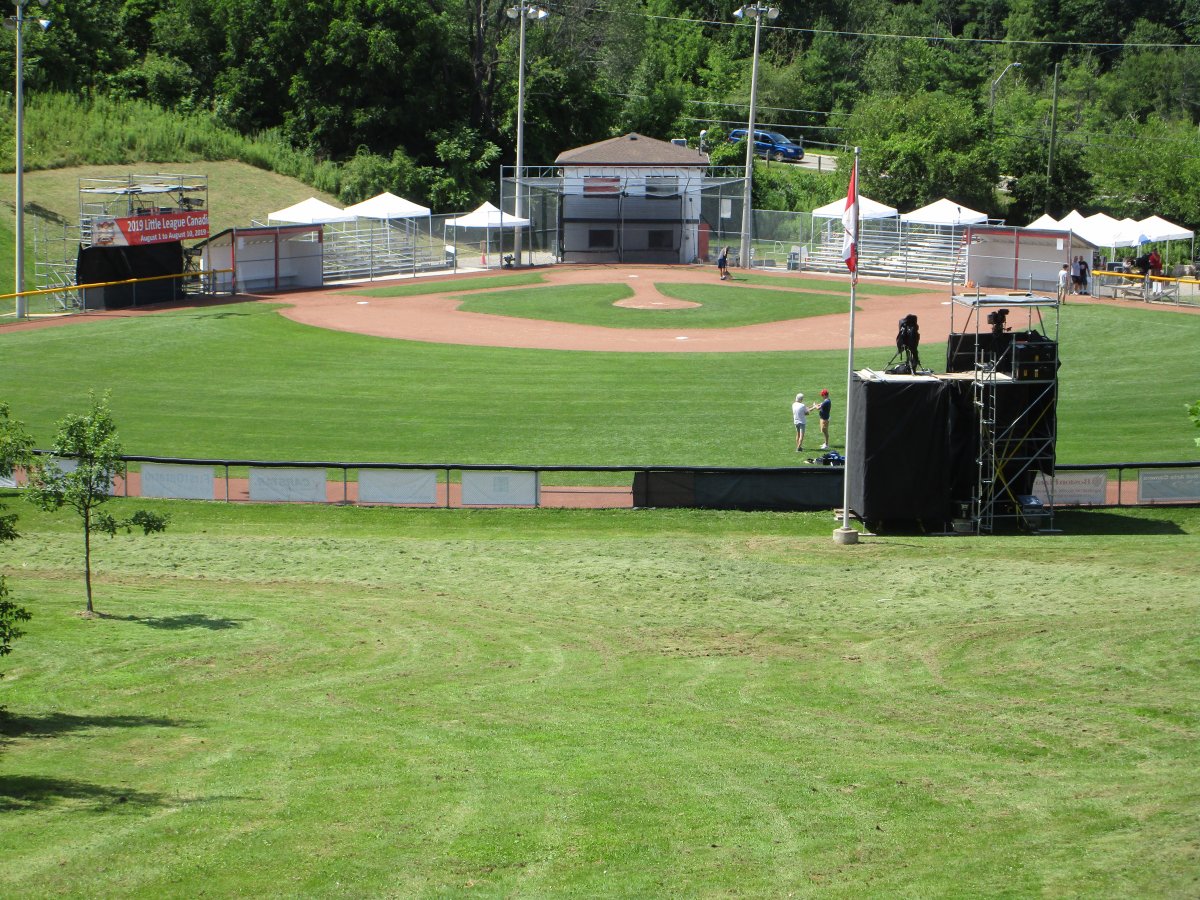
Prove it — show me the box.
[1138,467,1200,503]
[358,469,438,505]
[93,212,210,247]
[141,463,214,501]
[1032,471,1108,507]
[461,471,538,507]
[249,467,327,503]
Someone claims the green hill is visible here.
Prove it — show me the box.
[0,161,342,290]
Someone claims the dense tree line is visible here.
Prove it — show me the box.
[3,0,1199,222]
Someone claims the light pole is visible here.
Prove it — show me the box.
[734,2,778,270]
[7,0,49,320]
[507,0,548,268]
[989,61,1022,111]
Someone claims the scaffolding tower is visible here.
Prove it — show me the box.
[950,292,1061,533]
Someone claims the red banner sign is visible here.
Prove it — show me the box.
[94,212,210,247]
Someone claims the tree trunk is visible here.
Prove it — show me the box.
[83,507,93,614]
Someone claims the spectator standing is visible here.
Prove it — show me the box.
[1148,249,1163,295]
[792,393,807,452]
[1058,263,1070,302]
[1070,256,1083,294]
[1079,256,1090,295]
[718,246,730,280]
[811,389,832,450]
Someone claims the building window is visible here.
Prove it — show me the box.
[584,176,621,195]
[648,230,673,250]
[645,177,678,197]
[588,229,616,249]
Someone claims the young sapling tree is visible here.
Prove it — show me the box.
[25,394,167,615]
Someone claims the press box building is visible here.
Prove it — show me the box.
[553,133,713,265]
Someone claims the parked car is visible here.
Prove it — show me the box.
[728,129,805,162]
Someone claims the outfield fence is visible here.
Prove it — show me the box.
[13,454,1199,512]
[1,268,236,319]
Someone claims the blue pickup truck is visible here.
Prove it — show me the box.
[728,128,805,162]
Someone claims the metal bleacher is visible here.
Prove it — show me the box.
[795,221,967,283]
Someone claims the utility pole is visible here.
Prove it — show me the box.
[1046,63,1059,214]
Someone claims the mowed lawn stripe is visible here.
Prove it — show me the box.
[0,502,1197,895]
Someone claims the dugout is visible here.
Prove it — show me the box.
[963,225,1096,293]
[198,225,324,293]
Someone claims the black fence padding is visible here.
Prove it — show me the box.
[694,470,843,511]
[633,470,695,507]
[632,468,842,511]
[76,242,184,309]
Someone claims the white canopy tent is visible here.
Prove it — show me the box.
[1074,212,1123,248]
[1058,209,1088,230]
[900,198,988,226]
[444,202,531,270]
[445,201,530,229]
[1026,213,1060,229]
[1021,211,1194,269]
[811,196,898,267]
[1112,218,1149,248]
[267,197,355,225]
[1138,214,1193,243]
[342,192,433,259]
[343,192,431,219]
[812,195,898,219]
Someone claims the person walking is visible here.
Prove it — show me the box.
[792,393,807,452]
[1058,263,1069,302]
[718,246,730,280]
[811,388,832,450]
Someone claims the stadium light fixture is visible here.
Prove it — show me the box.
[8,0,50,320]
[506,1,549,268]
[734,3,779,270]
[989,61,1022,111]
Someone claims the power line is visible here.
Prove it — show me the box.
[636,12,1200,51]
[686,96,853,119]
[681,115,845,135]
[561,2,1200,50]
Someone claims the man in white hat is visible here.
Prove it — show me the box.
[791,393,807,452]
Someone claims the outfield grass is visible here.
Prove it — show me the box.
[1,498,1197,895]
[0,297,1196,466]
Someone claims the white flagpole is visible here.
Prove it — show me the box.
[835,147,861,545]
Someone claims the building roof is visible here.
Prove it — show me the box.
[555,133,709,167]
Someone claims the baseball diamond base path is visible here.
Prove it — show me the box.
[279,264,960,352]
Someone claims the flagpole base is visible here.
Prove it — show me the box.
[832,526,860,545]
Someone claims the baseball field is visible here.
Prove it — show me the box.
[1,267,1198,896]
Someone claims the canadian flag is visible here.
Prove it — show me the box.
[841,160,858,274]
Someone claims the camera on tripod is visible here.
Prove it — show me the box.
[885,313,923,374]
[986,308,1009,335]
